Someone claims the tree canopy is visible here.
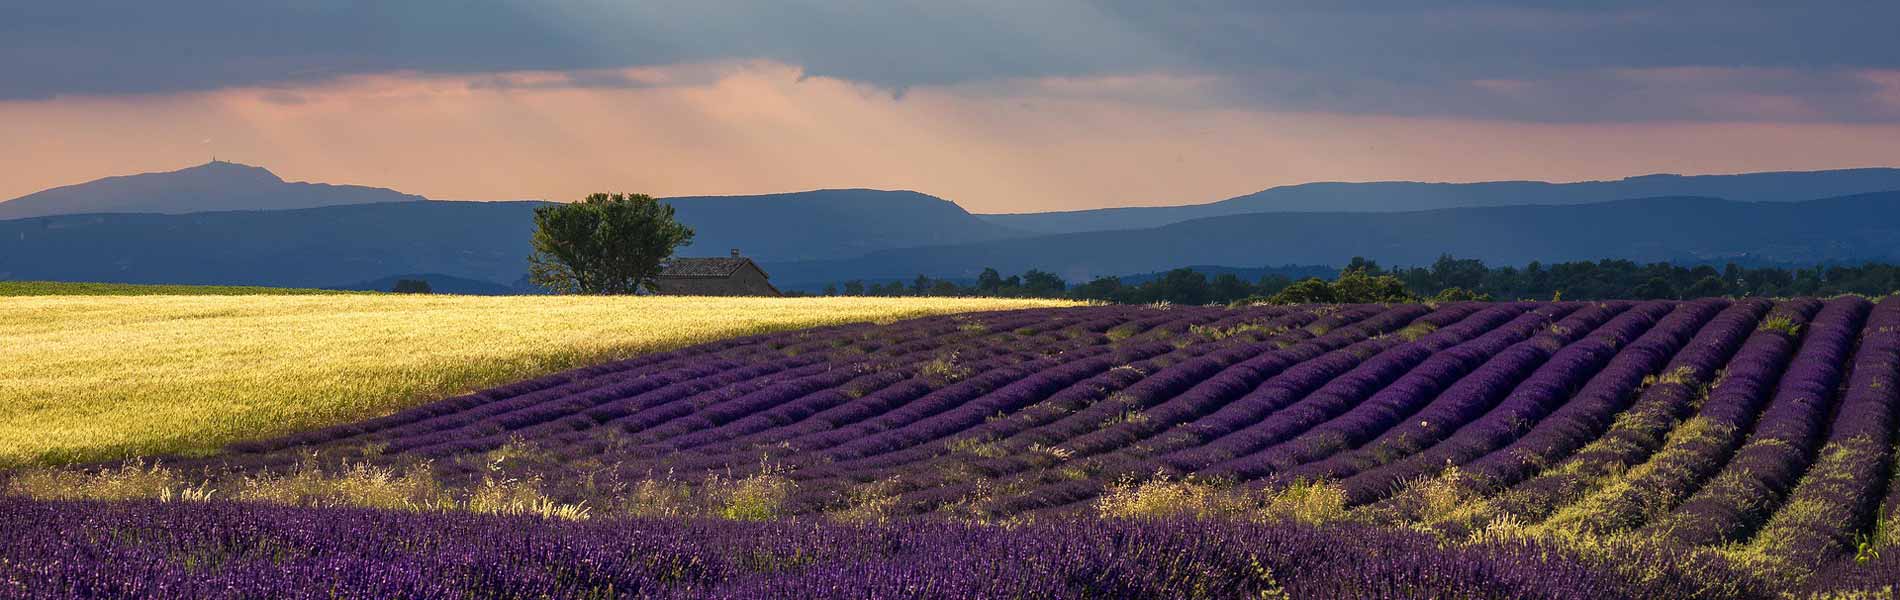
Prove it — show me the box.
[529,193,695,294]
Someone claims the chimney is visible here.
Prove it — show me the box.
[730,248,741,258]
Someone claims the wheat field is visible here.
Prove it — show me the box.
[0,292,1073,467]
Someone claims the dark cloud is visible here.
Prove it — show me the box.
[5,1,1898,122]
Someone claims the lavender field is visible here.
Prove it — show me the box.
[10,298,1900,598]
[0,497,1758,599]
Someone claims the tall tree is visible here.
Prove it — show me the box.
[1071,276,1125,302]
[1332,267,1417,303]
[976,268,1004,294]
[1631,276,1677,299]
[529,193,695,294]
[1269,278,1338,304]
[1021,270,1067,297]
[1154,268,1210,305]
[1209,273,1251,302]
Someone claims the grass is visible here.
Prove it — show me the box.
[0,280,363,296]
[1094,474,1346,525]
[0,292,1073,467]
[7,458,594,521]
[1538,417,1730,537]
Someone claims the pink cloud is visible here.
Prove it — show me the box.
[5,61,1900,213]
[1865,70,1900,110]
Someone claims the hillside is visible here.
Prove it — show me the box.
[662,188,1026,262]
[0,161,426,219]
[0,189,1026,289]
[771,192,1900,286]
[980,168,1900,234]
[0,201,546,287]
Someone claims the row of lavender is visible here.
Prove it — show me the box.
[0,497,1767,599]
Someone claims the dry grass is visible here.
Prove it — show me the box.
[6,458,594,520]
[0,293,1073,467]
[1095,473,1346,525]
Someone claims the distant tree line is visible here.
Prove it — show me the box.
[810,256,1900,304]
[816,267,1297,305]
[813,264,1427,305]
[1384,255,1900,301]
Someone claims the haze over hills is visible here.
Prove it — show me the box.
[978,168,1900,234]
[0,161,427,220]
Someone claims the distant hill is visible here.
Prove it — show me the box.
[979,168,1900,234]
[0,161,426,219]
[0,202,545,288]
[770,192,1900,286]
[0,162,1025,263]
[662,189,1026,262]
[0,189,1029,290]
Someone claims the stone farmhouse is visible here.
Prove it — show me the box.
[651,249,781,296]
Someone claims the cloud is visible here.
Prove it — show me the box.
[464,65,733,91]
[5,1,1899,122]
[7,61,1900,212]
[1210,66,1900,123]
[257,91,308,106]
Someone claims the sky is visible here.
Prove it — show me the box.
[6,1,1900,213]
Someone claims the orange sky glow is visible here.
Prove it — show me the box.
[8,60,1900,213]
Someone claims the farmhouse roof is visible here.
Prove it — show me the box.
[659,257,768,278]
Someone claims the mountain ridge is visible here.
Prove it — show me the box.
[0,163,1026,263]
[976,168,1900,234]
[0,161,428,219]
[660,188,1026,262]
[768,192,1900,286]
